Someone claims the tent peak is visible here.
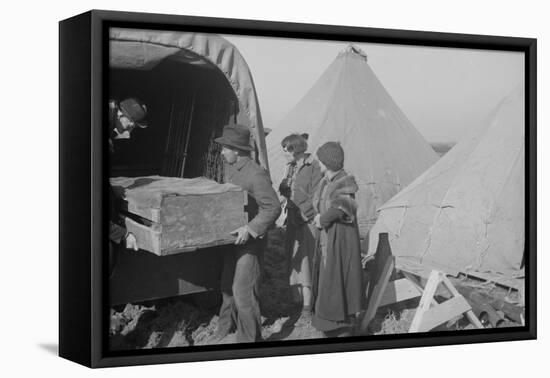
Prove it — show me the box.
[339,44,368,61]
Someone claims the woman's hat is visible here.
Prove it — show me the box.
[316,141,344,171]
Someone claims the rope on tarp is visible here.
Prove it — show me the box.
[339,44,368,61]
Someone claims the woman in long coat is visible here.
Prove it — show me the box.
[312,141,363,337]
[279,133,323,315]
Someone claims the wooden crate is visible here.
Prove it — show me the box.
[110,176,248,256]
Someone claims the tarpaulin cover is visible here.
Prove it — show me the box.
[109,28,269,170]
[267,45,439,234]
[110,176,243,212]
[369,82,525,282]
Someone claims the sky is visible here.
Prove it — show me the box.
[223,34,524,143]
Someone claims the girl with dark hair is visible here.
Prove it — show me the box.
[279,133,323,317]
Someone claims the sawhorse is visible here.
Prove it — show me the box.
[360,234,483,333]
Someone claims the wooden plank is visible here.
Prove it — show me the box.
[125,200,158,222]
[396,259,433,279]
[440,274,461,296]
[409,270,442,332]
[464,310,484,329]
[151,208,161,223]
[440,275,484,328]
[401,271,439,307]
[379,278,422,308]
[401,269,452,299]
[360,256,395,331]
[160,191,245,253]
[453,283,524,325]
[124,217,162,255]
[162,236,239,255]
[463,270,524,291]
[395,256,460,279]
[416,295,472,332]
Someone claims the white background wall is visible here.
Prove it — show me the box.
[0,0,546,376]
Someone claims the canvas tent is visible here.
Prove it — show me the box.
[108,29,267,304]
[267,45,438,234]
[368,83,525,285]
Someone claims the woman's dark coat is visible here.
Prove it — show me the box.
[312,170,364,331]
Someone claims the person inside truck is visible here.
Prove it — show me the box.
[108,97,148,277]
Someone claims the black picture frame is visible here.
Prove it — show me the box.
[59,9,536,368]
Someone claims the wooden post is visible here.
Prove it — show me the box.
[360,255,395,332]
[359,232,394,332]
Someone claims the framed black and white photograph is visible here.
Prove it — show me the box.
[59,9,536,368]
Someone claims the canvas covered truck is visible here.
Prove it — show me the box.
[109,28,269,305]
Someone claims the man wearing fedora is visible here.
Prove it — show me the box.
[212,123,281,343]
[108,97,148,276]
[109,97,148,141]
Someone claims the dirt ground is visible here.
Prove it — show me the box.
[109,227,522,350]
